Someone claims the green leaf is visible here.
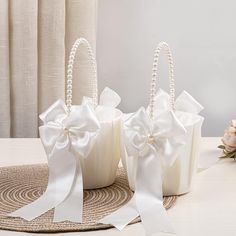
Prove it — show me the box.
[219,155,228,158]
[225,152,236,159]
[234,154,236,160]
[218,145,225,149]
[223,149,228,155]
[219,147,236,159]
[223,149,236,155]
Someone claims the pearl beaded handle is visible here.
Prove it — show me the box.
[149,42,175,119]
[66,38,98,111]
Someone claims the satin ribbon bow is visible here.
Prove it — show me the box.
[82,87,121,108]
[82,87,121,122]
[9,99,100,222]
[99,107,186,235]
[152,89,203,118]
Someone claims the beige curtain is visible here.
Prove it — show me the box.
[0,0,97,138]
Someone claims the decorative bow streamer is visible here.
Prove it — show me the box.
[9,99,100,222]
[99,107,186,235]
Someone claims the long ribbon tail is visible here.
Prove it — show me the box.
[98,196,139,230]
[53,158,83,223]
[8,143,76,221]
[140,204,175,236]
[136,146,175,235]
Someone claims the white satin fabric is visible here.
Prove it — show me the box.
[99,107,186,235]
[152,89,204,195]
[8,87,122,223]
[81,87,122,189]
[9,99,100,222]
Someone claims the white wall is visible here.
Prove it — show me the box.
[96,0,236,136]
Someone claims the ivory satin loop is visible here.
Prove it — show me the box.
[9,100,100,223]
[99,108,186,235]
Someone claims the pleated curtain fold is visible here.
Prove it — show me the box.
[0,0,97,138]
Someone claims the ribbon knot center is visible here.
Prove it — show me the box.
[63,127,70,134]
[147,134,155,144]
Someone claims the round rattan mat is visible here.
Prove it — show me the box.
[0,164,177,233]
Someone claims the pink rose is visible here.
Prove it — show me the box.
[222,120,236,152]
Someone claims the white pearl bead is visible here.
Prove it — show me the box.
[153,63,158,67]
[150,92,155,97]
[67,69,73,74]
[69,55,74,61]
[65,38,99,108]
[68,64,73,70]
[147,134,155,144]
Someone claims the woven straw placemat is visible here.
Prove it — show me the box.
[0,164,177,233]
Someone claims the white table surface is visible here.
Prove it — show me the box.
[0,137,235,236]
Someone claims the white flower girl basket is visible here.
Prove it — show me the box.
[121,42,204,197]
[149,42,204,196]
[9,38,122,223]
[100,41,186,234]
